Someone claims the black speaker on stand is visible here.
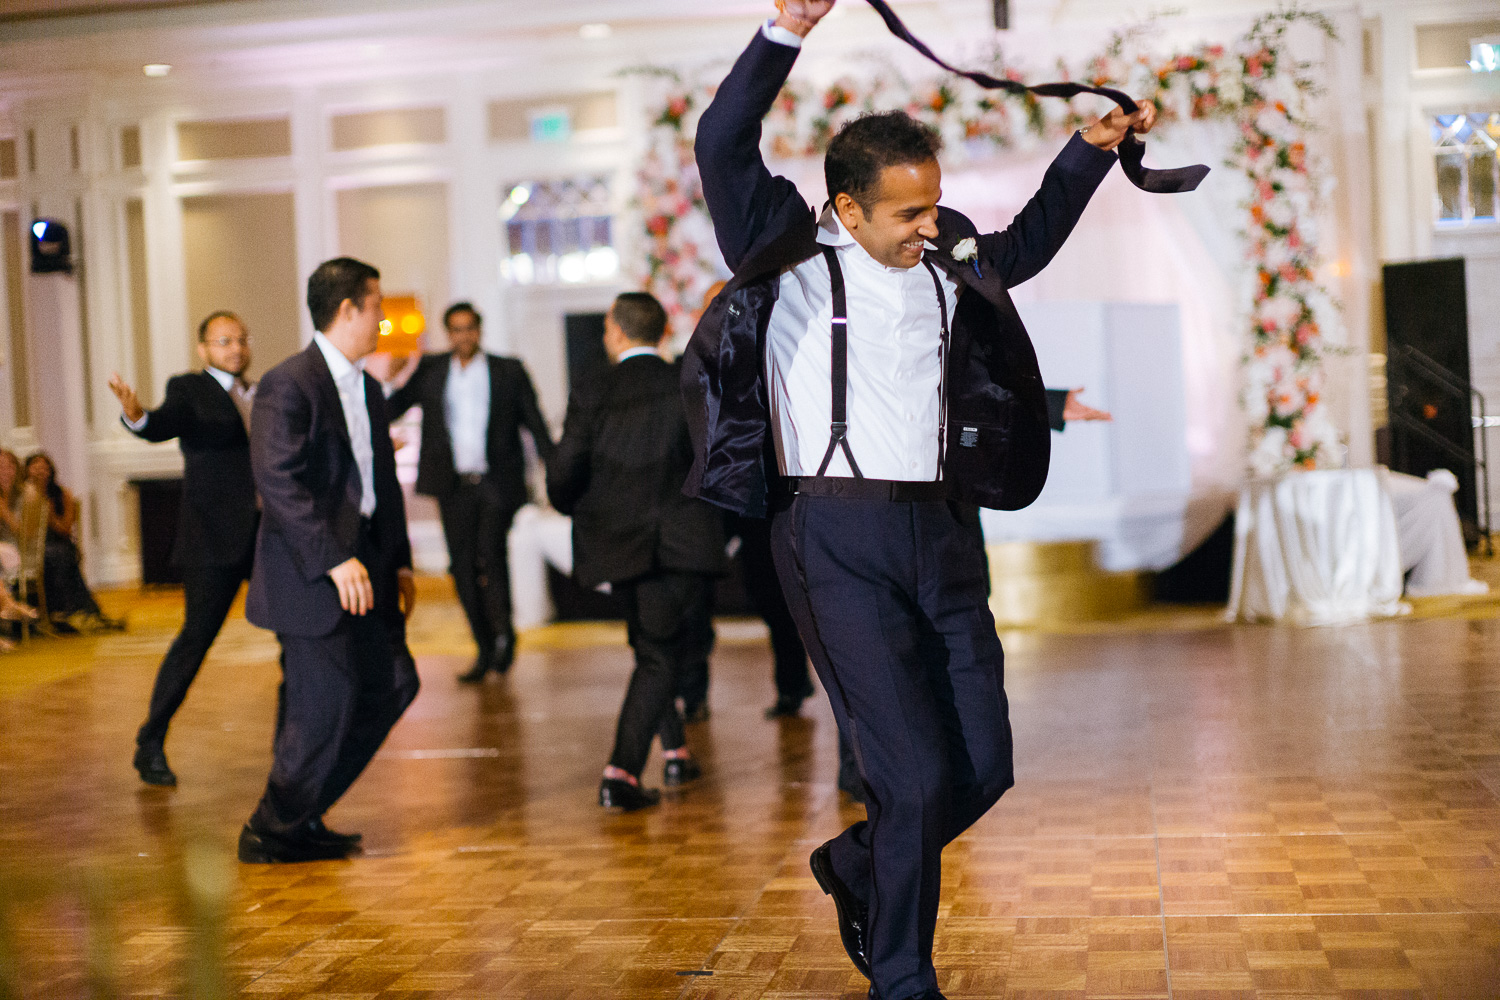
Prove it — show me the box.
[1382,257,1489,547]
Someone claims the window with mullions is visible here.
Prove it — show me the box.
[499,175,618,284]
[1433,113,1499,226]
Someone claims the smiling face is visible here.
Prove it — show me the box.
[836,159,942,270]
[445,308,482,363]
[197,314,251,377]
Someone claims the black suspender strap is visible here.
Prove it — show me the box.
[816,247,864,479]
[922,258,950,481]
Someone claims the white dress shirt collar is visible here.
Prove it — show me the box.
[204,366,237,392]
[616,346,660,363]
[312,330,364,384]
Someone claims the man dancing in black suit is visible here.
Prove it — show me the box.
[683,3,1156,997]
[238,257,419,864]
[111,312,260,787]
[547,293,727,812]
[385,303,553,683]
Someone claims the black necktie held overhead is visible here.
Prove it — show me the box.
[859,0,1210,194]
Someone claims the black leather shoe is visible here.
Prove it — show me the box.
[662,757,702,787]
[303,817,362,848]
[237,824,353,864]
[133,744,177,787]
[598,778,661,811]
[764,695,806,719]
[810,841,870,979]
[869,990,947,1000]
[493,632,516,675]
[457,655,493,684]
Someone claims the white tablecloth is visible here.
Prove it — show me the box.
[507,505,574,630]
[1387,469,1489,598]
[1227,469,1408,626]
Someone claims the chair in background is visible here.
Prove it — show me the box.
[15,483,51,641]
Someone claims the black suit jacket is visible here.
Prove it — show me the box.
[547,354,728,589]
[385,352,554,506]
[245,343,412,638]
[130,370,259,568]
[683,31,1118,517]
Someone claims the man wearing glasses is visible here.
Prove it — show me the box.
[110,311,260,787]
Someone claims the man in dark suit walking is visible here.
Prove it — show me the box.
[239,257,419,864]
[547,292,727,812]
[683,4,1155,997]
[385,303,552,682]
[110,311,260,787]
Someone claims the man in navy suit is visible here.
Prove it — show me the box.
[110,312,260,787]
[683,4,1155,997]
[238,257,419,864]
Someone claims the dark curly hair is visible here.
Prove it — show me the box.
[825,111,943,214]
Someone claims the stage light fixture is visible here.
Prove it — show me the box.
[29,218,73,274]
[580,23,612,40]
[143,63,171,77]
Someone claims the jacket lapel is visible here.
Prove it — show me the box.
[306,343,352,451]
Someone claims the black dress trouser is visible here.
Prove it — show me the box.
[608,570,715,777]
[736,516,813,702]
[770,496,1014,1000]
[137,560,252,748]
[438,476,519,658]
[249,525,420,836]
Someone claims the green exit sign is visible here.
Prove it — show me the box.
[529,108,572,143]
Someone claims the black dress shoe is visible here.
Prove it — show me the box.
[237,824,353,864]
[869,990,946,1000]
[303,817,362,848]
[493,632,516,675]
[662,757,702,787]
[457,656,494,684]
[764,694,806,719]
[598,778,661,811]
[133,745,177,787]
[810,841,871,979]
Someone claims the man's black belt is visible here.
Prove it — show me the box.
[780,476,950,502]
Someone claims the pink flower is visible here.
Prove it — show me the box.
[646,215,671,237]
[1177,55,1196,71]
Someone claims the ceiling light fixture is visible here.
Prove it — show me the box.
[143,63,172,77]
[579,23,612,40]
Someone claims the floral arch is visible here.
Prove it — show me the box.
[632,10,1340,476]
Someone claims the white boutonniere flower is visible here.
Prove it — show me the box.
[951,237,982,278]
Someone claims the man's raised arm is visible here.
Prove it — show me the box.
[695,1,833,270]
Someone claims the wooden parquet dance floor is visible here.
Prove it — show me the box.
[1,577,1498,999]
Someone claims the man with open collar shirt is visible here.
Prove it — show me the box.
[238,257,419,864]
[385,303,554,683]
[682,3,1156,998]
[111,311,260,788]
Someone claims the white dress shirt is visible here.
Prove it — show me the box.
[765,208,959,481]
[445,354,491,476]
[617,346,661,363]
[313,331,376,517]
[122,365,242,432]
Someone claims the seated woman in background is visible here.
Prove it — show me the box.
[23,451,123,633]
[0,450,42,641]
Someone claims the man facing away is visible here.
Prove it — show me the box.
[683,3,1156,997]
[385,303,554,682]
[239,257,419,863]
[547,292,728,812]
[110,312,260,787]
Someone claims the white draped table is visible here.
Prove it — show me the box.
[1227,469,1409,626]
